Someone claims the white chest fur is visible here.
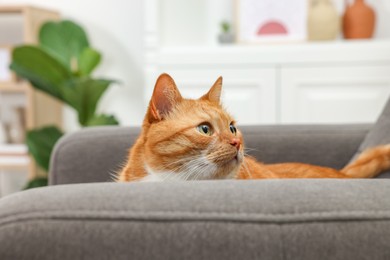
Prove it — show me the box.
[141,160,238,182]
[142,159,221,182]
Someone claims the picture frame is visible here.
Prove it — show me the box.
[235,0,308,43]
[0,46,16,83]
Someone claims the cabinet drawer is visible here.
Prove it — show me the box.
[281,65,390,124]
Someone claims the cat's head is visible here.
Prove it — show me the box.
[141,73,244,181]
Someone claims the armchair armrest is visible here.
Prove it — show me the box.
[1,180,390,259]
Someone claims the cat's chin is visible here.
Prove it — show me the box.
[224,151,243,167]
[217,155,243,179]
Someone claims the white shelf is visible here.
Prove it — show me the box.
[0,143,29,168]
[0,155,29,164]
[155,39,390,66]
[0,144,31,170]
[0,155,30,169]
[0,144,27,155]
[0,81,30,92]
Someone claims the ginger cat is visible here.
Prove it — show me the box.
[117,73,390,182]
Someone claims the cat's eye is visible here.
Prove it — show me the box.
[229,124,237,135]
[197,124,213,136]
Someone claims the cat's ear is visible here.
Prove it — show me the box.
[201,76,222,103]
[148,73,182,122]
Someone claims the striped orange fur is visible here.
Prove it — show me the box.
[116,74,390,182]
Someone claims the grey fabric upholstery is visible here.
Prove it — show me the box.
[49,126,139,185]
[359,98,390,148]
[351,98,390,177]
[49,124,370,185]
[1,180,390,260]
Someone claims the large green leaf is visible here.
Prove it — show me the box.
[10,46,71,101]
[24,177,48,190]
[79,47,101,76]
[86,114,119,126]
[39,20,89,71]
[61,78,116,126]
[26,126,64,171]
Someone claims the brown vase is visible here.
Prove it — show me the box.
[343,0,376,39]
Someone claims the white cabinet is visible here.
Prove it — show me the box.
[145,24,390,124]
[281,65,390,124]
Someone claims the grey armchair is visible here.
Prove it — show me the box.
[1,125,390,260]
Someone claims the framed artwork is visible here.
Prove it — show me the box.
[0,46,16,83]
[236,0,308,43]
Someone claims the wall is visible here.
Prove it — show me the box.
[0,0,145,131]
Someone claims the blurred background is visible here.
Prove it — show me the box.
[0,0,390,195]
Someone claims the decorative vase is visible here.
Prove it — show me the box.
[308,0,340,41]
[343,0,376,39]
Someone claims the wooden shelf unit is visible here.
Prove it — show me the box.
[0,5,62,179]
[0,5,60,44]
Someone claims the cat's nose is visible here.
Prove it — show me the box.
[230,138,241,150]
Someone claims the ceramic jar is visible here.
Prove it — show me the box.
[343,0,376,39]
[308,0,340,41]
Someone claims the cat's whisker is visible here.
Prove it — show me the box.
[243,151,254,157]
[208,149,235,157]
[161,154,203,169]
[207,151,238,163]
[177,157,212,181]
[181,168,198,180]
[161,156,209,181]
[244,147,259,153]
[197,162,214,180]
[189,164,209,181]
[178,163,196,180]
[110,161,131,182]
[160,158,190,169]
[185,159,210,181]
[154,157,197,177]
[109,170,120,182]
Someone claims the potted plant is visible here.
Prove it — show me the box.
[218,21,235,44]
[10,20,119,188]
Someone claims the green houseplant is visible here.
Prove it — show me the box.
[218,20,234,44]
[10,20,119,188]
